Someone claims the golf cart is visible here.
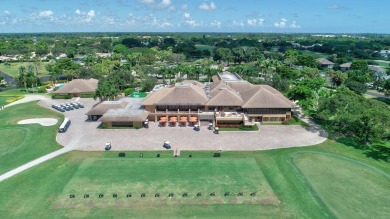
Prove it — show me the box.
[163,141,171,149]
[105,142,111,151]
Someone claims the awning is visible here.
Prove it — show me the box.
[189,117,197,122]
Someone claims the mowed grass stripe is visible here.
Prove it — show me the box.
[294,152,390,219]
[55,158,279,207]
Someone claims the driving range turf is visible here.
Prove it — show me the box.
[0,101,389,218]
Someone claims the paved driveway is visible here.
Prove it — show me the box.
[39,98,327,151]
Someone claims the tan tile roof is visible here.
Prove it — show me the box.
[85,101,127,115]
[98,111,149,122]
[340,63,351,68]
[226,81,254,93]
[206,88,244,106]
[240,85,294,108]
[54,78,98,94]
[158,83,209,105]
[141,88,173,105]
[316,58,334,65]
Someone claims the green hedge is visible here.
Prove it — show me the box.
[37,86,47,93]
[124,88,134,96]
[80,93,94,98]
[52,94,72,99]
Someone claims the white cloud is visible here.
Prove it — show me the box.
[327,4,347,10]
[87,10,95,17]
[290,20,301,28]
[181,4,188,10]
[138,0,155,5]
[74,9,96,23]
[39,10,53,17]
[233,20,244,27]
[4,10,10,15]
[211,20,221,28]
[182,12,199,27]
[160,0,171,7]
[183,12,190,19]
[138,0,175,11]
[199,2,216,11]
[274,18,286,28]
[247,18,265,27]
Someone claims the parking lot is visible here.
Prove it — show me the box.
[39,98,327,151]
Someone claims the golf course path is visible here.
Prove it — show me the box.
[4,94,49,108]
[0,147,74,182]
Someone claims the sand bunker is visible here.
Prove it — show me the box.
[18,118,58,126]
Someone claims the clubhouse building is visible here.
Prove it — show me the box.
[87,73,295,128]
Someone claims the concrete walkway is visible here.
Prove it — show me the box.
[4,94,49,108]
[0,147,74,182]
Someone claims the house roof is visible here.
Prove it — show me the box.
[142,83,208,106]
[98,111,149,122]
[316,58,334,65]
[54,78,98,94]
[241,86,293,108]
[97,97,149,122]
[368,65,384,73]
[142,74,295,109]
[206,88,244,106]
[340,63,351,68]
[158,83,209,105]
[85,101,127,116]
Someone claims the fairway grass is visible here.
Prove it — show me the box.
[54,158,278,208]
[0,62,49,78]
[0,101,63,174]
[294,152,390,219]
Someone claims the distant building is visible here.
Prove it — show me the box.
[379,50,389,57]
[316,58,334,69]
[54,78,98,97]
[340,63,351,71]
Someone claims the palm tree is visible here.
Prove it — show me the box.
[18,66,27,92]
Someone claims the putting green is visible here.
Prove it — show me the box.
[54,158,279,208]
[293,152,390,219]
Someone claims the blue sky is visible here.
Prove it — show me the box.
[0,0,388,33]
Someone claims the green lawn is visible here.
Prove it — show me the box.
[218,124,259,131]
[0,95,24,106]
[0,139,389,218]
[0,101,63,174]
[0,62,49,78]
[300,50,329,59]
[294,152,389,219]
[194,44,216,51]
[373,61,390,73]
[0,101,389,218]
[54,158,277,208]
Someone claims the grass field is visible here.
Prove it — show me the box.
[300,50,329,58]
[194,44,215,51]
[0,101,63,174]
[0,102,389,218]
[54,158,278,208]
[0,62,49,78]
[0,139,389,218]
[373,60,390,73]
